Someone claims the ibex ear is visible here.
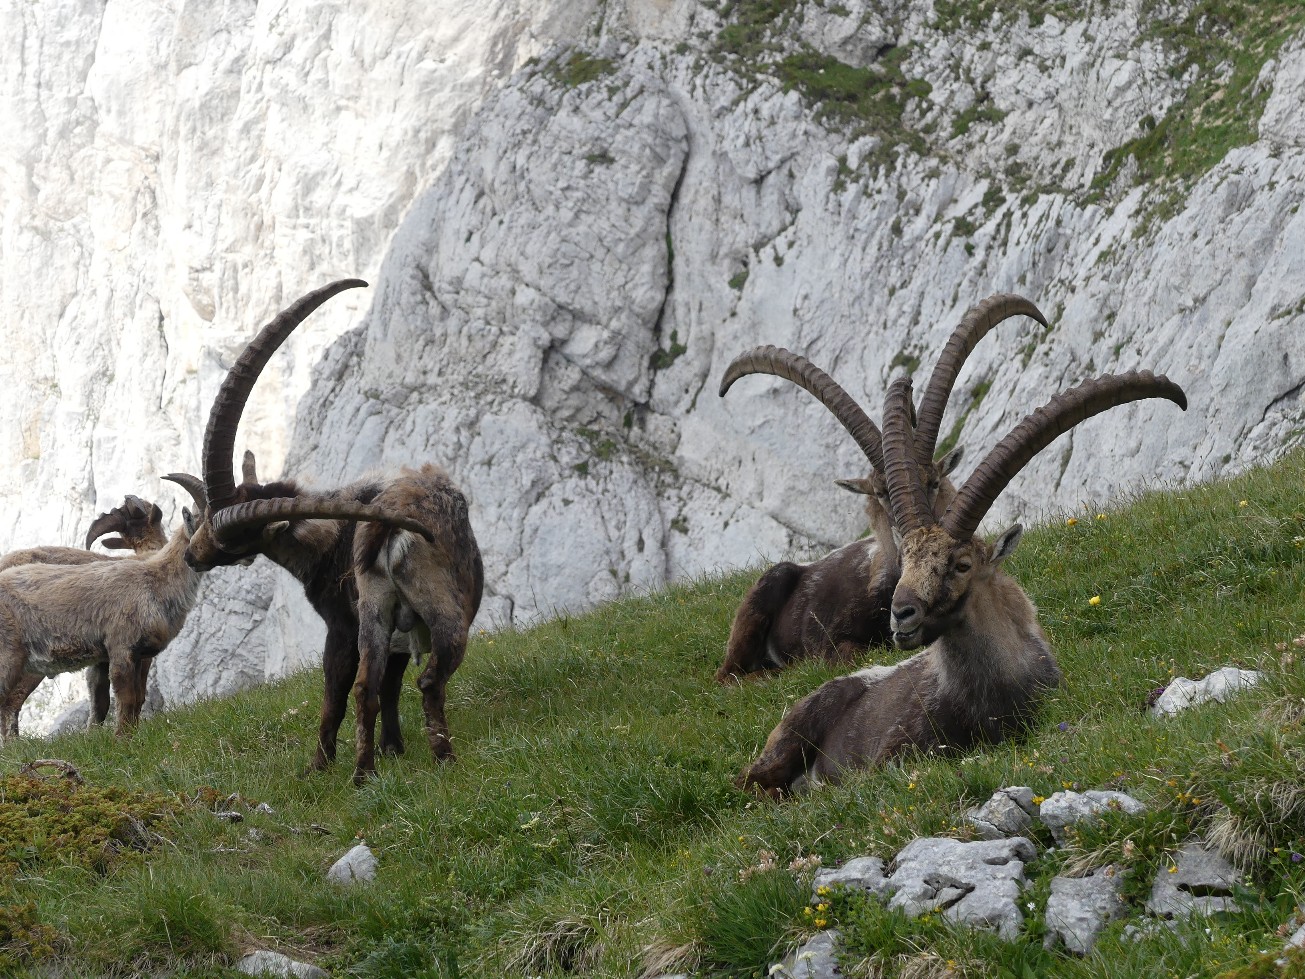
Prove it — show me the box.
[181,507,198,536]
[937,446,964,475]
[991,523,1024,563]
[891,525,905,550]
[835,478,874,496]
[241,450,259,486]
[101,537,130,550]
[261,521,290,541]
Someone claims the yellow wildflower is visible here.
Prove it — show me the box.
[1239,500,1249,507]
[1066,517,1078,526]
[1096,513,1106,521]
[1089,595,1102,606]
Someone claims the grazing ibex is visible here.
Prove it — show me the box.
[738,369,1188,796]
[182,279,483,784]
[0,495,169,735]
[715,295,1046,681]
[0,480,209,740]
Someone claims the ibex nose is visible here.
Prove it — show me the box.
[891,604,919,631]
[892,587,923,647]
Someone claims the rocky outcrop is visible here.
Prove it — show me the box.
[7,2,1305,729]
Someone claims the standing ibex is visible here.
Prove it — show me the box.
[738,369,1188,795]
[182,279,483,785]
[0,495,169,735]
[715,295,1046,681]
[0,481,209,739]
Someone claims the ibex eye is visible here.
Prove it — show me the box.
[955,560,972,573]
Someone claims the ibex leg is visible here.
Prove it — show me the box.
[86,662,110,726]
[1,672,40,741]
[352,599,395,785]
[378,652,410,756]
[310,626,358,772]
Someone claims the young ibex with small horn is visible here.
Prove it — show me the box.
[182,279,483,785]
[0,481,209,740]
[738,369,1187,796]
[715,295,1047,681]
[0,495,169,734]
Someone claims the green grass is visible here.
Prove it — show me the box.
[4,449,1305,976]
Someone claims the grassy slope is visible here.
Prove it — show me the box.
[3,449,1305,978]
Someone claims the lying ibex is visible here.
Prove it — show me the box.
[182,279,483,784]
[0,495,168,735]
[738,369,1187,795]
[0,480,209,739]
[715,295,1046,681]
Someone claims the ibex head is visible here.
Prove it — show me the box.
[84,495,166,551]
[183,279,435,573]
[880,370,1188,650]
[835,445,964,524]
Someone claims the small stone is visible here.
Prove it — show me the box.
[237,950,328,978]
[1288,923,1305,950]
[773,929,842,979]
[327,843,377,884]
[1002,786,1039,814]
[1150,667,1262,717]
[1044,865,1128,954]
[886,837,1037,941]
[253,802,275,815]
[1039,790,1145,845]
[966,788,1035,840]
[215,810,244,823]
[811,856,889,902]
[1146,841,1241,918]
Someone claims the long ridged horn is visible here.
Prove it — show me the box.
[941,371,1188,541]
[913,293,1048,464]
[719,345,884,470]
[83,508,129,550]
[201,279,367,512]
[211,496,435,543]
[881,376,932,533]
[162,473,209,512]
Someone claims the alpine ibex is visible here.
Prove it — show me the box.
[181,279,483,784]
[0,495,168,735]
[0,480,209,740]
[715,294,1046,681]
[738,369,1188,796]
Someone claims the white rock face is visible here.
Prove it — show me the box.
[5,2,1305,730]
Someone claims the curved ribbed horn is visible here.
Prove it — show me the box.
[942,371,1188,541]
[201,279,368,512]
[211,496,436,544]
[719,345,884,470]
[881,377,932,533]
[162,472,209,512]
[913,293,1048,464]
[83,508,129,550]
